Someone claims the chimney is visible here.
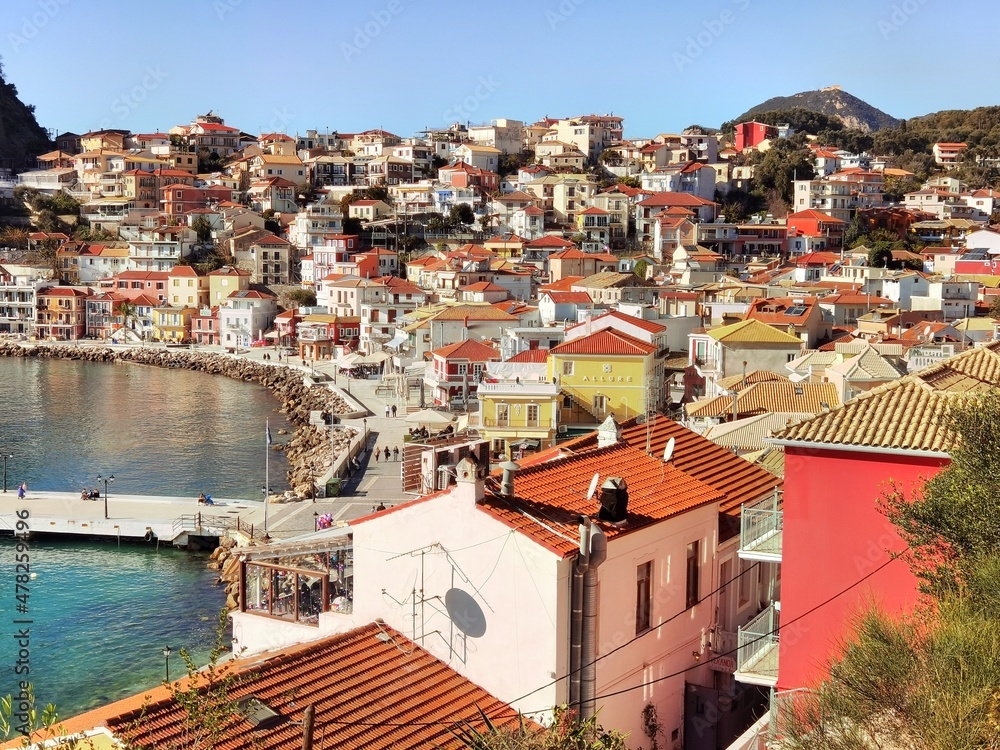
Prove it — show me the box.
[454,454,486,504]
[499,460,519,498]
[597,477,629,524]
[597,415,619,448]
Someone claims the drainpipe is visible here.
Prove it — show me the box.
[569,516,591,711]
[580,522,607,720]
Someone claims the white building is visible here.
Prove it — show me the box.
[218,289,277,349]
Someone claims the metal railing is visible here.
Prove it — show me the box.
[739,492,782,561]
[172,512,259,540]
[737,602,779,684]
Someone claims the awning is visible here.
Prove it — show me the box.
[510,439,540,449]
[263,331,279,339]
[385,332,408,350]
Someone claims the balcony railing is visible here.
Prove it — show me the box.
[736,602,779,687]
[739,492,782,562]
[477,380,559,396]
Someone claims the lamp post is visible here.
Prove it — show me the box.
[162,646,171,683]
[313,512,320,532]
[96,473,114,519]
[1,452,12,493]
[310,462,316,502]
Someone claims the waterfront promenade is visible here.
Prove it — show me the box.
[0,342,422,544]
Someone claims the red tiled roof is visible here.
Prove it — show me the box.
[39,287,89,297]
[558,417,781,517]
[460,281,506,292]
[542,291,592,304]
[539,276,585,292]
[636,193,715,208]
[551,328,655,356]
[525,235,575,249]
[431,338,500,361]
[55,623,521,750]
[569,309,666,334]
[508,348,549,363]
[787,209,846,224]
[481,444,723,556]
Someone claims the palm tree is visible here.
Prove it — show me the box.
[116,300,141,343]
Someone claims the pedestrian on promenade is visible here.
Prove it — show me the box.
[383,446,390,462]
[385,404,390,417]
[393,446,399,461]
[374,447,380,463]
[363,418,368,434]
[391,404,397,417]
[17,483,26,500]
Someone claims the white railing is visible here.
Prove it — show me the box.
[739,492,782,561]
[736,603,779,685]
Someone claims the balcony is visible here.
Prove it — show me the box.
[477,380,560,397]
[739,493,782,562]
[736,602,779,687]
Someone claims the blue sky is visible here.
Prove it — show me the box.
[4,0,997,139]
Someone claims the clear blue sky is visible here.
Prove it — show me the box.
[4,0,997,139]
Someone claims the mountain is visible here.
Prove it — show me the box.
[734,86,902,132]
[0,66,51,171]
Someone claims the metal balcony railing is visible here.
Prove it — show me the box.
[736,602,779,686]
[739,491,782,562]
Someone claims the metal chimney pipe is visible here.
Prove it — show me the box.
[569,516,591,710]
[580,524,607,720]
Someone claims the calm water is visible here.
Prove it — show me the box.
[0,356,290,497]
[0,356,293,716]
[0,537,227,716]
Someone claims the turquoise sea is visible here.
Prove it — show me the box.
[0,355,293,717]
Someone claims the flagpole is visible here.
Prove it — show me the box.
[264,419,270,538]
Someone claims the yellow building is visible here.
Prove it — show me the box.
[548,328,659,425]
[168,266,210,309]
[151,306,197,342]
[207,265,250,306]
[477,350,561,460]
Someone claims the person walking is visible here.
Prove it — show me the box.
[385,404,390,418]
[17,482,26,500]
[391,404,397,418]
[383,446,390,462]
[392,446,399,462]
[374,447,380,463]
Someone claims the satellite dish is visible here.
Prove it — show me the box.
[586,473,600,500]
[663,437,676,463]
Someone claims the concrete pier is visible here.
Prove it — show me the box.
[0,490,266,547]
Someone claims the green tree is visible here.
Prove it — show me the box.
[450,203,475,226]
[753,140,815,208]
[286,288,317,307]
[191,216,213,243]
[117,300,141,343]
[633,259,648,280]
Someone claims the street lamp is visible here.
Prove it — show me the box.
[162,646,172,683]
[313,512,320,532]
[310,462,316,502]
[96,474,114,519]
[1,452,12,493]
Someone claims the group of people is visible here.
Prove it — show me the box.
[80,488,101,501]
[384,403,398,418]
[373,445,400,463]
[197,492,215,505]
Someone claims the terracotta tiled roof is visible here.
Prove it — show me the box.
[542,291,592,304]
[55,623,521,750]
[716,370,789,391]
[774,343,1000,452]
[574,309,666,334]
[786,209,846,224]
[431,338,500,361]
[525,235,575,249]
[551,328,655,356]
[507,348,549,363]
[687,382,839,419]
[636,193,716,207]
[556,417,781,518]
[704,412,815,453]
[431,304,518,321]
[482,444,723,556]
[539,276,585,292]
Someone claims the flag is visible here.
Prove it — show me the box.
[266,424,272,445]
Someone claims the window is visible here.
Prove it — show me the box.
[562,394,573,409]
[686,541,700,609]
[738,558,752,607]
[526,404,539,426]
[562,360,574,376]
[636,561,652,634]
[496,403,509,426]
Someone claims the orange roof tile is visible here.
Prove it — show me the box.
[56,623,521,750]
[482,444,723,556]
[431,338,500,361]
[551,328,655,356]
[507,348,549,363]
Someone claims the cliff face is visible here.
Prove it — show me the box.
[738,86,902,132]
[0,70,51,171]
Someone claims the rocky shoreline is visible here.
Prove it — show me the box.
[0,342,357,496]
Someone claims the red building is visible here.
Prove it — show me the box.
[761,344,1000,693]
[160,184,235,215]
[734,121,779,152]
[191,306,220,345]
[425,338,501,407]
[438,161,499,199]
[785,209,846,249]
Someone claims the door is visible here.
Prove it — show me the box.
[684,683,718,750]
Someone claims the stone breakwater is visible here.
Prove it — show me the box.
[0,343,355,496]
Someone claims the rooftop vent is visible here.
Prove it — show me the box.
[499,460,520,499]
[237,696,283,730]
[597,476,628,524]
